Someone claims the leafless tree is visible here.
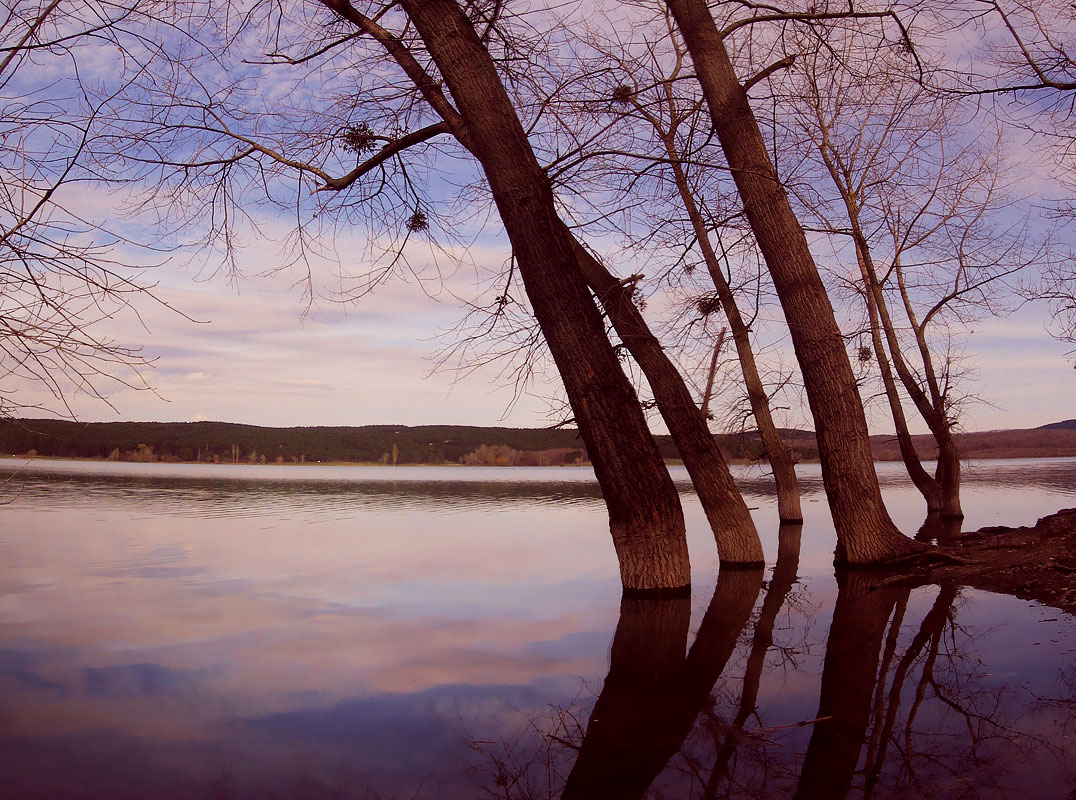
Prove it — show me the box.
[108,0,787,576]
[545,8,804,523]
[782,28,1045,519]
[110,0,726,588]
[662,0,926,564]
[933,1,1076,353]
[0,0,173,417]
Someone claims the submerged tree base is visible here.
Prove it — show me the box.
[873,508,1076,614]
[718,558,768,571]
[621,584,692,599]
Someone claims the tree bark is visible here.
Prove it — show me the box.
[399,0,690,592]
[664,0,920,563]
[809,106,963,522]
[574,241,764,565]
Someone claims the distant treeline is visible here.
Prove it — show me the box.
[0,418,817,465]
[7,417,1071,466]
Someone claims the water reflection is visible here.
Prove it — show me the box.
[2,460,1076,798]
[794,572,909,800]
[562,568,764,799]
[551,567,1076,800]
[915,513,964,543]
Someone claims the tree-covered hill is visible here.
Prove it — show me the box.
[0,418,820,465]
[1038,419,1076,430]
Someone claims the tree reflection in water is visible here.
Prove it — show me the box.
[915,513,964,544]
[560,567,763,799]
[462,522,1075,800]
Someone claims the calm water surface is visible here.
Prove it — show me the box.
[2,457,1075,799]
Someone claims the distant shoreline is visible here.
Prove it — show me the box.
[5,452,1076,468]
[3,417,1076,467]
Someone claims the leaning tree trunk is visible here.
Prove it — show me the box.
[817,137,960,521]
[574,241,764,565]
[664,0,919,563]
[661,140,802,522]
[838,182,962,520]
[868,264,963,519]
[399,0,690,592]
[859,253,942,510]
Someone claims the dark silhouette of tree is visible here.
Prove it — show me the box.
[793,572,910,800]
[663,0,922,564]
[0,0,173,416]
[555,18,803,523]
[562,567,763,799]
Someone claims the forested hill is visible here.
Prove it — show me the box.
[0,418,815,465]
[1039,419,1076,430]
[0,419,575,464]
[3,418,1075,465]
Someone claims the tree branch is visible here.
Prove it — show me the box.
[317,121,452,191]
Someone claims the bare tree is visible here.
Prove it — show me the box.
[325,1,766,567]
[550,12,804,529]
[934,1,1076,352]
[784,31,1042,519]
[0,0,169,417]
[109,0,783,572]
[662,0,924,563]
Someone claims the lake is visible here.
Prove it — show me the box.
[2,457,1075,799]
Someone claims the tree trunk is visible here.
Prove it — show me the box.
[574,241,764,565]
[811,121,963,522]
[844,200,963,520]
[915,512,963,543]
[869,267,963,519]
[859,254,942,509]
[664,0,919,564]
[400,0,690,592]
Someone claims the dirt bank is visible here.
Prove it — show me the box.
[876,508,1076,615]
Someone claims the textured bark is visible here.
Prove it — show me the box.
[399,0,690,591]
[562,568,763,799]
[659,133,802,523]
[794,572,909,800]
[664,0,920,564]
[575,242,764,565]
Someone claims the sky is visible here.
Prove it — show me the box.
[12,225,1071,434]
[3,0,1074,434]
